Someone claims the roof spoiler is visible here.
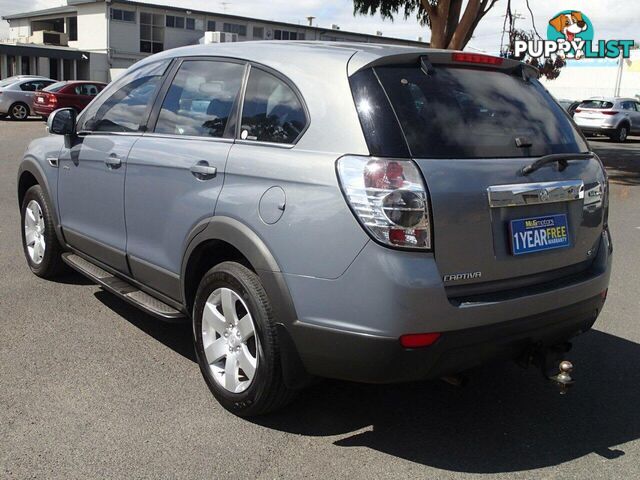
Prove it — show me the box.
[348,50,539,79]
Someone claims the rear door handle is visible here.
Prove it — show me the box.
[190,161,217,180]
[105,154,122,169]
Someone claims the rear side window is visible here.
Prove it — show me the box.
[155,60,245,138]
[358,65,588,158]
[580,100,614,109]
[240,68,307,144]
[79,61,169,133]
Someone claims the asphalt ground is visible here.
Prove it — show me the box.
[1,118,639,479]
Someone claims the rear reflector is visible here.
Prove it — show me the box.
[452,52,504,66]
[400,332,441,348]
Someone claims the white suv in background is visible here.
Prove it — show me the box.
[573,97,640,142]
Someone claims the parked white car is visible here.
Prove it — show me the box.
[573,97,640,142]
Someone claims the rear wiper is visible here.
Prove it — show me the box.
[521,153,594,176]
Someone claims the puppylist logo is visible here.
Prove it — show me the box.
[514,10,634,60]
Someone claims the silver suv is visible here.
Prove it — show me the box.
[573,97,640,142]
[17,43,612,416]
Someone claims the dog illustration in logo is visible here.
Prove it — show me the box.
[549,11,588,59]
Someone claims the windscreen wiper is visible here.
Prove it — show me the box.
[521,153,594,176]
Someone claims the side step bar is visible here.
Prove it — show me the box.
[62,253,186,321]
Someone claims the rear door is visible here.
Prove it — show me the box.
[360,59,606,289]
[123,58,246,299]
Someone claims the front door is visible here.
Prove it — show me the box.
[57,60,170,273]
[124,58,246,299]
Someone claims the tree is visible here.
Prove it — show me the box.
[352,0,499,50]
[506,29,566,80]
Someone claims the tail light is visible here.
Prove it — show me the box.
[574,108,582,113]
[601,111,618,116]
[337,156,432,250]
[49,94,57,104]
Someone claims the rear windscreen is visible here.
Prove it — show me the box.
[353,65,588,159]
[579,100,614,109]
[44,82,68,92]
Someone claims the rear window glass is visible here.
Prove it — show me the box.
[579,100,614,109]
[366,65,588,158]
[44,82,68,92]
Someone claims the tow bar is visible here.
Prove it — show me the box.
[531,342,575,394]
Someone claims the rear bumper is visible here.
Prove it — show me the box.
[290,294,603,383]
[577,125,617,135]
[33,104,56,116]
[284,230,612,383]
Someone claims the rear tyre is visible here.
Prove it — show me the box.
[609,124,628,143]
[21,185,67,278]
[193,261,296,417]
[9,102,29,121]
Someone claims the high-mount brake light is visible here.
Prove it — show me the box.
[337,156,432,250]
[452,52,504,66]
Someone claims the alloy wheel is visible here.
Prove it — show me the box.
[24,200,45,264]
[619,127,628,142]
[12,104,28,120]
[202,287,259,393]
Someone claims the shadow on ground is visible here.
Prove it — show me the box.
[89,287,640,473]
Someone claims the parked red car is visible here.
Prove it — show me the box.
[34,81,107,118]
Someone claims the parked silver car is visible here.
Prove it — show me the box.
[0,76,55,120]
[17,43,611,416]
[573,97,640,142]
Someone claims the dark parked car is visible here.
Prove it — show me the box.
[33,81,107,118]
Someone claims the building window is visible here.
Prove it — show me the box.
[274,29,302,41]
[111,8,136,22]
[140,12,164,54]
[68,17,78,41]
[223,23,247,36]
[186,18,195,30]
[207,20,216,31]
[166,15,185,29]
[253,26,264,39]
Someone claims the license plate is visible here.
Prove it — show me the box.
[509,214,570,255]
[37,97,44,103]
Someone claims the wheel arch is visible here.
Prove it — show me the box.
[181,216,310,388]
[17,160,64,246]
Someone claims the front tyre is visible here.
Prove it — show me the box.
[193,261,296,416]
[21,185,67,278]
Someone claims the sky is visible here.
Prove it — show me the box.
[0,0,638,54]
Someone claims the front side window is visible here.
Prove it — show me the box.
[78,61,169,133]
[140,12,164,53]
[240,68,307,144]
[75,84,101,96]
[155,60,245,138]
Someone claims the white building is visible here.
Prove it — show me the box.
[1,0,426,83]
[540,51,640,101]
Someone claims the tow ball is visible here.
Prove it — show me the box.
[528,342,575,394]
[548,360,574,394]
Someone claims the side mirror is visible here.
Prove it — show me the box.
[47,108,76,136]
